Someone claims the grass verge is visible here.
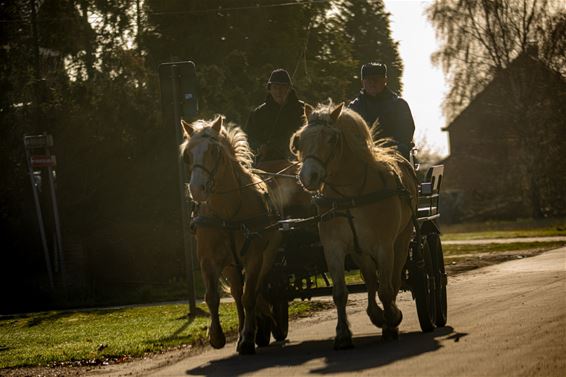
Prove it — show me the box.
[0,300,330,369]
[443,240,566,255]
[441,219,566,241]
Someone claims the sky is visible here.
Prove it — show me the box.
[383,0,449,157]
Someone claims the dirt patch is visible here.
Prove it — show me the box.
[0,247,555,377]
[444,248,548,275]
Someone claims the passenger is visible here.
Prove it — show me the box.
[348,62,415,160]
[245,68,306,163]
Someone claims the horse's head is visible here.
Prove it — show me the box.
[180,116,225,202]
[291,102,344,191]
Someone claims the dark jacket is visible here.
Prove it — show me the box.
[348,87,415,146]
[245,89,305,161]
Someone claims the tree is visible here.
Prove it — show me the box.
[427,0,566,120]
[338,0,404,97]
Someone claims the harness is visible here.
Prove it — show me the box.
[301,114,415,255]
[190,211,279,262]
[314,175,413,255]
[186,133,281,267]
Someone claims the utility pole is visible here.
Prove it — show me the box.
[159,61,199,316]
[30,0,41,132]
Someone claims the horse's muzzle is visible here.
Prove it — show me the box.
[299,161,325,191]
[189,182,209,202]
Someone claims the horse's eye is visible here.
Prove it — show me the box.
[211,144,219,156]
[329,132,338,144]
[291,134,301,153]
[183,150,191,164]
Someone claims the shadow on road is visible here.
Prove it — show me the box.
[186,326,467,376]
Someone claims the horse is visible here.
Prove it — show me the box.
[179,116,282,355]
[290,102,418,348]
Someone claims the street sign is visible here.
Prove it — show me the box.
[24,134,53,149]
[158,61,199,127]
[30,155,56,168]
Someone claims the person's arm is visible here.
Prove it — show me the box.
[394,99,415,145]
[244,110,259,151]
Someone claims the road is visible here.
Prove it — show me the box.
[99,247,566,377]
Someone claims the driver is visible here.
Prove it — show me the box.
[244,68,306,163]
[348,62,415,160]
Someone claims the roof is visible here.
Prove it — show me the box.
[443,51,566,131]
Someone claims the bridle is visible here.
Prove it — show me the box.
[301,117,342,183]
[188,134,223,194]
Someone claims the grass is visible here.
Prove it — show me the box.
[0,300,328,369]
[441,218,566,241]
[443,240,566,256]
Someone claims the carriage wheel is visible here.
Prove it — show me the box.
[413,237,437,332]
[255,314,271,347]
[428,233,448,327]
[271,297,289,341]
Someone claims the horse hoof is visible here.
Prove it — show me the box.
[237,339,256,355]
[367,308,385,328]
[386,309,403,329]
[333,336,354,350]
[382,327,399,342]
[209,333,226,349]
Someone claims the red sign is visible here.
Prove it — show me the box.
[30,155,56,168]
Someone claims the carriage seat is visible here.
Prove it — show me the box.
[417,165,444,219]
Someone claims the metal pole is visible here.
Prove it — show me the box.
[47,162,65,283]
[30,0,41,132]
[171,64,197,315]
[24,139,54,290]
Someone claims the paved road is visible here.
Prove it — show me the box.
[99,247,566,377]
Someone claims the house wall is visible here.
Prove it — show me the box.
[442,56,566,221]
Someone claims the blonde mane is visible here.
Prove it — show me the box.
[180,117,254,171]
[299,102,405,176]
[180,116,268,194]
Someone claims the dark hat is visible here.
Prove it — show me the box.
[267,69,292,87]
[361,63,387,79]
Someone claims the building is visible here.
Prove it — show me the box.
[441,51,566,221]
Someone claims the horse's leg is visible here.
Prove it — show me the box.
[237,254,263,355]
[356,254,385,328]
[223,265,244,332]
[376,241,404,341]
[201,259,226,349]
[324,244,352,350]
[382,222,413,340]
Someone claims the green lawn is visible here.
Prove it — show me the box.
[0,300,329,369]
[443,240,566,256]
[441,219,566,241]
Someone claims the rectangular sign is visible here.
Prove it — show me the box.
[24,134,53,149]
[30,155,56,168]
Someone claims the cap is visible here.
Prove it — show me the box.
[267,69,292,87]
[361,63,387,79]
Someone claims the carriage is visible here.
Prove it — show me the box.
[180,105,448,354]
[256,160,447,343]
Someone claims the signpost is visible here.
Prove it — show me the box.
[159,61,199,316]
[24,133,64,291]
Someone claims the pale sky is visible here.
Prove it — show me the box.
[383,0,449,157]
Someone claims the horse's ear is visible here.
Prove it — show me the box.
[330,102,344,122]
[304,103,314,118]
[211,116,223,133]
[290,133,300,155]
[181,119,193,138]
